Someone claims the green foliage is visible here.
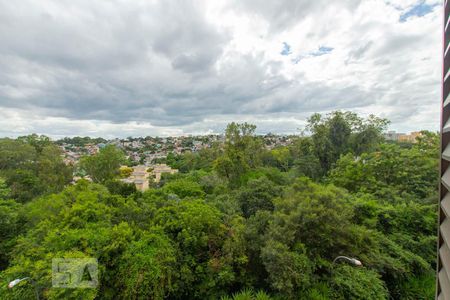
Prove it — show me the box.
[168,146,222,173]
[393,273,435,299]
[236,177,281,217]
[162,178,205,199]
[0,138,36,170]
[119,166,133,178]
[104,179,138,197]
[269,177,355,258]
[261,240,311,297]
[0,114,438,299]
[0,136,72,202]
[306,111,389,172]
[331,265,388,299]
[269,147,292,171]
[215,122,263,187]
[56,136,107,147]
[300,282,331,300]
[0,183,123,299]
[153,199,248,298]
[329,137,439,200]
[0,177,11,199]
[0,199,22,269]
[118,229,176,299]
[17,134,52,154]
[221,289,273,300]
[36,145,73,194]
[80,145,125,183]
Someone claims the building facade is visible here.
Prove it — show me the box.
[438,2,450,298]
[384,131,421,143]
[121,165,150,191]
[120,164,179,191]
[150,164,178,183]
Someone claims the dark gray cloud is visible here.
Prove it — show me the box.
[0,0,441,137]
[0,0,231,126]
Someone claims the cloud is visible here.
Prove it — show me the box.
[293,46,335,63]
[0,0,442,137]
[231,0,362,34]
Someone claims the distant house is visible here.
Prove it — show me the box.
[149,164,178,183]
[120,164,178,191]
[384,131,421,143]
[121,165,150,191]
[384,131,402,141]
[85,143,100,155]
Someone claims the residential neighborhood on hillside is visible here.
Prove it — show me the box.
[57,134,295,166]
[58,131,424,168]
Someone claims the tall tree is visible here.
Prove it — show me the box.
[214,122,263,187]
[0,137,72,202]
[80,145,125,183]
[306,111,389,172]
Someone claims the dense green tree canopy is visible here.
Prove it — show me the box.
[0,112,438,299]
[0,136,72,202]
[306,111,389,173]
[329,132,439,201]
[215,122,263,187]
[79,145,125,183]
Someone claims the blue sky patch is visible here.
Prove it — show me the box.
[399,1,439,22]
[280,42,292,56]
[291,46,334,63]
[312,46,334,56]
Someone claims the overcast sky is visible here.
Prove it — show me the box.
[0,0,442,138]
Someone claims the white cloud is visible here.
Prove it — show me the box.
[0,0,442,137]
